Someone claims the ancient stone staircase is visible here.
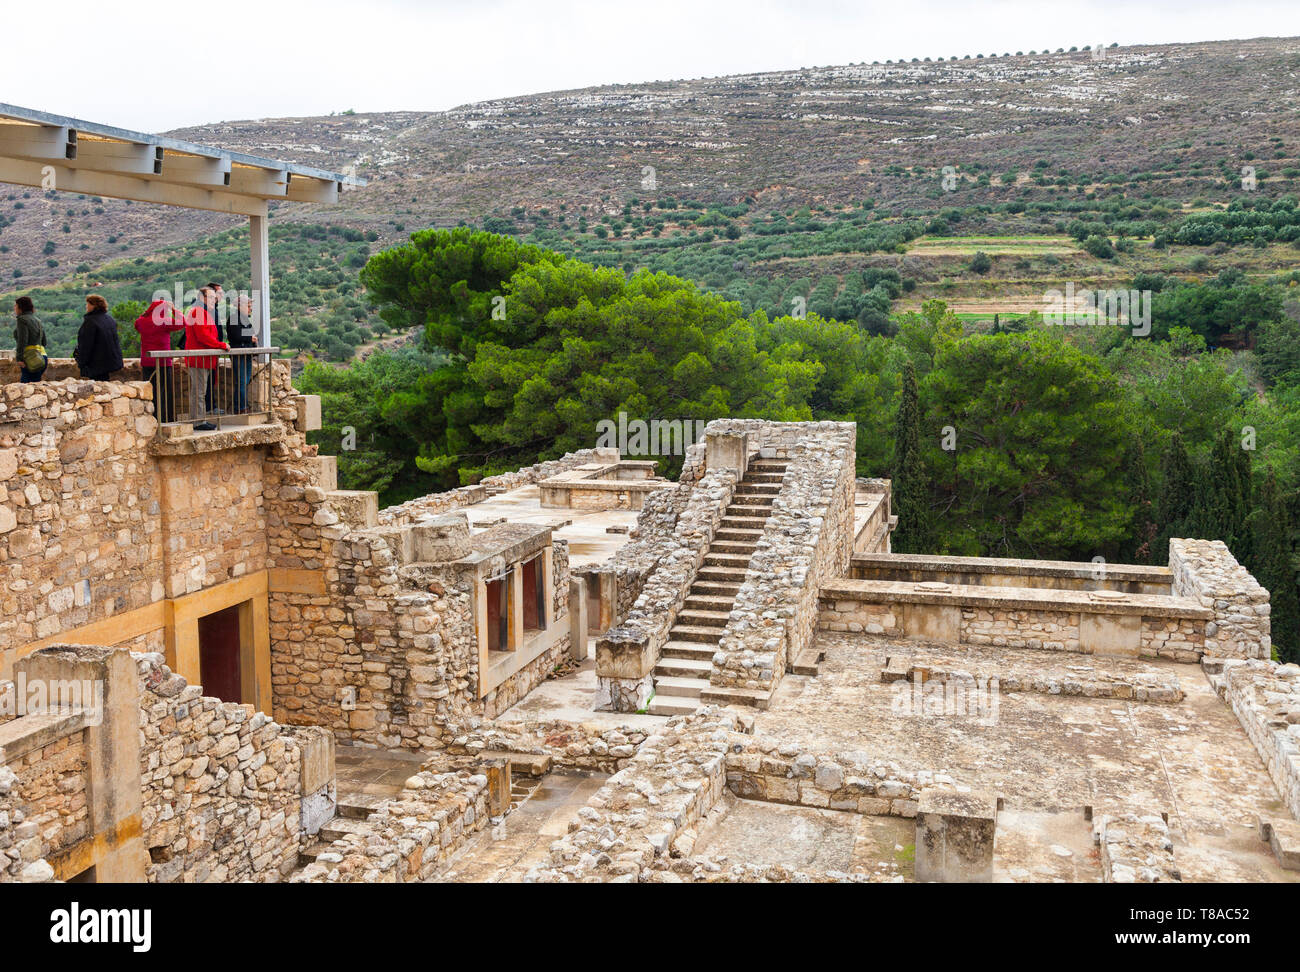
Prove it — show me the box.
[647,457,788,716]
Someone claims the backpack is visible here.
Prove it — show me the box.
[21,343,47,372]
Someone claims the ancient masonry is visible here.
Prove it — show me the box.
[1,364,1296,883]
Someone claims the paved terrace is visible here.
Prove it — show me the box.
[458,483,639,569]
[747,628,1299,882]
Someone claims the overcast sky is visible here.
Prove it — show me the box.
[2,0,1298,132]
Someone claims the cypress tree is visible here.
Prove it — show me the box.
[1249,469,1299,662]
[892,359,934,553]
[1124,440,1158,564]
[1154,434,1194,561]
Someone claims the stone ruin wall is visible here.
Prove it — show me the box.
[1220,659,1300,822]
[1,379,163,652]
[0,718,88,883]
[136,651,332,883]
[1170,538,1271,659]
[273,516,572,749]
[1,363,330,679]
[710,421,858,695]
[1,645,332,884]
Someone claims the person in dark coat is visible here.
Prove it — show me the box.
[227,293,258,413]
[13,296,48,382]
[73,294,124,381]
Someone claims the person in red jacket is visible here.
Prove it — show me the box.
[184,287,229,431]
[135,299,185,423]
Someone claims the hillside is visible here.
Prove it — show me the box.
[2,36,1299,287]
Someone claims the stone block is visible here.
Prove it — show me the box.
[295,394,322,432]
[411,512,472,562]
[326,490,378,530]
[1080,611,1141,658]
[915,787,998,882]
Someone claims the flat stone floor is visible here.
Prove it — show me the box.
[333,744,427,803]
[496,654,665,731]
[693,795,913,879]
[753,630,1300,882]
[435,768,609,882]
[460,484,640,569]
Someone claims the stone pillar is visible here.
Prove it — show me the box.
[297,728,336,836]
[569,577,589,662]
[706,431,749,480]
[915,788,998,883]
[18,645,149,882]
[483,758,511,818]
[594,626,655,712]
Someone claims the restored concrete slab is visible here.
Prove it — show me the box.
[749,629,1298,882]
[457,484,640,569]
[691,796,913,879]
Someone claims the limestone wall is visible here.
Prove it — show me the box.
[525,707,743,882]
[0,716,88,883]
[1170,538,1271,659]
[274,519,572,748]
[136,651,333,883]
[0,379,162,652]
[710,422,858,697]
[443,719,652,775]
[293,766,490,883]
[1221,659,1300,821]
[818,584,1209,663]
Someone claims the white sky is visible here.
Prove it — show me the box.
[2,0,1298,132]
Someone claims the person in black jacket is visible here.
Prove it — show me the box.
[73,294,124,381]
[227,293,258,413]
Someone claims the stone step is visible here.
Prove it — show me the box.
[653,674,709,697]
[727,504,773,517]
[715,527,764,541]
[696,566,748,583]
[704,552,752,568]
[790,646,825,676]
[745,473,786,484]
[655,657,717,680]
[298,841,334,867]
[320,815,370,841]
[683,594,735,612]
[669,624,726,643]
[647,694,703,717]
[337,792,389,819]
[661,640,717,661]
[690,578,741,595]
[730,493,774,505]
[676,608,730,627]
[748,460,789,470]
[709,541,758,556]
[720,516,768,530]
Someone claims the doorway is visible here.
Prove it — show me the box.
[198,603,246,703]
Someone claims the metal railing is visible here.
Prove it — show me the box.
[148,347,280,432]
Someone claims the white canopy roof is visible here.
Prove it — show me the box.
[0,103,364,216]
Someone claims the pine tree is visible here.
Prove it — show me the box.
[892,359,934,553]
[1249,469,1300,662]
[1154,434,1194,561]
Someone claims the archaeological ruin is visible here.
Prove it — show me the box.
[1,363,1295,885]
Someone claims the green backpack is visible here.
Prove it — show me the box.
[22,343,47,371]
